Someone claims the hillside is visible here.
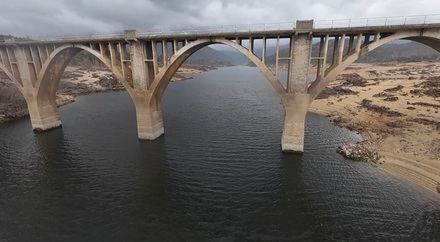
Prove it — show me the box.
[185,46,235,66]
[358,41,440,62]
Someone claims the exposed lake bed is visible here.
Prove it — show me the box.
[310,62,440,194]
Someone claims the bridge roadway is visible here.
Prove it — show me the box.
[1,18,440,153]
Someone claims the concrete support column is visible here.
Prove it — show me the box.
[355,33,363,52]
[23,91,61,132]
[162,40,168,66]
[249,37,254,53]
[348,35,354,52]
[316,36,328,80]
[332,36,339,66]
[364,34,371,45]
[130,40,149,90]
[275,36,280,77]
[281,94,310,153]
[374,32,380,42]
[282,20,314,153]
[132,93,164,140]
[287,32,312,93]
[262,37,266,63]
[336,34,346,64]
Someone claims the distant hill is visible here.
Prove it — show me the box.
[185,46,235,66]
[358,41,440,62]
[0,35,29,42]
[0,35,13,42]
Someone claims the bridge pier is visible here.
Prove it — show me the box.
[23,91,61,132]
[13,44,64,132]
[125,31,165,140]
[132,93,164,140]
[281,94,310,153]
[281,20,313,153]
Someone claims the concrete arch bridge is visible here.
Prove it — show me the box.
[1,17,440,153]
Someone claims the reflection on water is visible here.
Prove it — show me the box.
[0,66,439,241]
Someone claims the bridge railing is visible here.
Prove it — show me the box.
[139,14,440,35]
[29,33,125,42]
[314,14,440,29]
[9,14,440,42]
[138,22,294,37]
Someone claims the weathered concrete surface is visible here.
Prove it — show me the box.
[282,20,313,153]
[281,94,310,153]
[288,33,311,93]
[24,92,61,131]
[2,20,440,153]
[132,93,164,140]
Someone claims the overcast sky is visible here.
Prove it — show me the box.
[1,0,440,37]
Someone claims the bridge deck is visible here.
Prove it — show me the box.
[2,22,440,46]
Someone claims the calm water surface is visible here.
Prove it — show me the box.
[0,66,439,241]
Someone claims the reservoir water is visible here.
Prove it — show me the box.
[0,66,439,241]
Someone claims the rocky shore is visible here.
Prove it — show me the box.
[171,65,217,81]
[310,61,440,195]
[337,141,381,164]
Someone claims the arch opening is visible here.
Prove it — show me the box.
[36,45,129,104]
[22,45,134,132]
[53,49,127,110]
[157,43,286,141]
[150,38,286,104]
[308,33,440,100]
[141,39,284,143]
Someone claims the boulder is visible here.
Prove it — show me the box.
[337,142,380,163]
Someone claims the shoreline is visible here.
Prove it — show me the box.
[309,61,440,196]
[311,107,440,196]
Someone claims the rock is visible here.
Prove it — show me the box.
[383,96,398,102]
[437,183,440,194]
[97,74,124,90]
[411,102,440,109]
[341,73,368,87]
[383,85,404,92]
[408,118,440,130]
[360,99,403,117]
[412,78,440,98]
[62,71,82,79]
[373,92,392,98]
[337,142,380,163]
[317,86,359,99]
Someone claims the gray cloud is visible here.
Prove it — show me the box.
[1,0,439,37]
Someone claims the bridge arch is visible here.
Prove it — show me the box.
[149,38,286,104]
[308,30,440,101]
[16,43,139,132]
[35,44,133,101]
